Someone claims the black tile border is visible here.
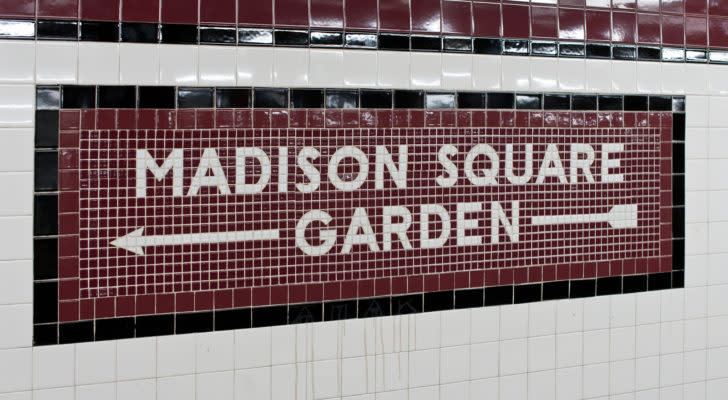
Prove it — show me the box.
[32,85,686,345]
[2,18,728,65]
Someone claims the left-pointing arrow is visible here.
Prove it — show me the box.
[110,227,280,256]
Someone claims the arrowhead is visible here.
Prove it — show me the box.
[607,205,638,229]
[111,227,146,255]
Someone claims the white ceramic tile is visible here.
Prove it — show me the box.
[0,85,33,128]
[270,364,295,400]
[635,356,660,390]
[686,192,708,224]
[582,362,609,398]
[197,371,234,400]
[500,304,529,339]
[708,65,728,95]
[687,222,709,255]
[157,334,195,377]
[117,379,155,400]
[585,59,612,92]
[708,316,728,347]
[530,58,558,91]
[76,341,116,385]
[271,325,296,365]
[442,54,472,89]
[36,42,77,84]
[660,320,684,354]
[636,291,661,325]
[610,326,636,361]
[78,43,120,85]
[685,255,708,288]
[556,299,583,334]
[708,346,728,379]
[0,260,32,305]
[234,367,270,400]
[684,318,707,351]
[341,51,377,87]
[439,345,469,384]
[636,62,661,93]
[409,349,438,388]
[555,367,582,400]
[159,45,199,85]
[441,309,469,347]
[685,381,706,400]
[415,312,441,350]
[499,373,527,400]
[408,386,438,400]
[235,328,271,369]
[0,217,31,261]
[583,329,609,364]
[683,350,707,383]
[470,306,499,343]
[635,388,660,400]
[558,59,585,91]
[610,294,636,328]
[660,353,684,386]
[199,46,237,85]
[33,345,74,389]
[636,323,660,358]
[709,96,728,127]
[556,332,582,368]
[310,322,339,361]
[527,370,555,400]
[583,296,610,331]
[341,357,367,397]
[612,60,637,92]
[611,359,636,394]
[501,57,530,90]
[0,349,31,393]
[0,173,32,216]
[119,43,159,85]
[440,381,468,400]
[661,290,685,322]
[378,51,411,88]
[499,339,527,375]
[472,55,501,90]
[0,41,34,83]
[75,383,115,400]
[116,337,156,381]
[527,335,555,372]
[707,378,728,400]
[309,49,344,87]
[469,342,498,379]
[528,302,555,337]
[661,63,686,94]
[410,53,442,88]
[468,377,498,400]
[377,353,408,391]
[0,130,32,172]
[196,331,234,373]
[157,375,194,400]
[32,387,74,400]
[237,47,275,86]
[312,359,339,399]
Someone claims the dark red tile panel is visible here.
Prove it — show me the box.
[411,0,441,33]
[472,2,501,37]
[502,4,530,38]
[379,0,411,32]
[0,0,35,18]
[81,0,119,21]
[238,0,273,26]
[37,0,78,19]
[531,6,558,39]
[686,15,707,46]
[310,0,344,29]
[710,17,728,48]
[586,10,611,41]
[637,13,662,44]
[122,0,160,23]
[275,0,309,27]
[162,0,199,24]
[442,0,472,35]
[345,0,378,30]
[662,14,685,45]
[200,0,236,25]
[612,11,637,44]
[559,8,585,41]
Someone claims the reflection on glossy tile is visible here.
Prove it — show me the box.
[636,62,660,93]
[78,43,120,85]
[36,42,78,84]
[530,58,558,90]
[378,51,410,88]
[159,45,198,85]
[309,49,344,86]
[0,85,33,128]
[586,59,612,92]
[411,52,442,88]
[199,46,236,85]
[472,55,501,90]
[237,47,275,86]
[442,54,472,89]
[558,59,585,91]
[343,50,377,87]
[275,48,309,86]
[119,43,159,85]
[501,57,530,90]
[0,41,34,83]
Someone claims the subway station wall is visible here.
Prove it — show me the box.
[0,0,725,399]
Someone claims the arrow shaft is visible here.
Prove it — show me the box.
[127,229,279,247]
[531,212,611,226]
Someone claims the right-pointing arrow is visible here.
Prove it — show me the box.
[531,204,638,229]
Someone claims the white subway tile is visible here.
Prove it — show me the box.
[558,59,585,91]
[0,349,31,393]
[0,173,32,216]
[196,331,234,373]
[157,375,194,400]
[556,298,583,334]
[234,367,270,400]
[708,65,728,95]
[341,357,367,397]
[0,130,33,172]
[440,381,468,400]
[309,49,344,87]
[78,43,120,85]
[469,377,498,400]
[610,360,636,395]
[636,291,661,325]
[635,356,660,390]
[707,378,728,400]
[32,387,73,400]
[555,367,582,400]
[378,51,410,88]
[157,334,195,377]
[612,60,637,92]
[585,59,612,92]
[661,63,686,94]
[439,345,469,384]
[499,373,527,400]
[499,338,527,375]
[0,304,31,349]
[583,296,610,331]
[636,323,660,358]
[610,326,636,361]
[660,353,683,385]
[119,44,159,85]
[116,337,155,381]
[76,342,116,385]
[237,47,274,86]
[684,350,707,383]
[270,364,295,400]
[197,371,233,400]
[159,45,199,85]
[0,42,34,83]
[530,58,558,91]
[235,328,271,369]
[583,329,609,364]
[527,370,555,400]
[410,53,442,89]
[33,345,74,389]
[409,349,438,388]
[116,379,155,400]
[199,46,237,86]
[75,383,115,400]
[527,335,555,372]
[0,260,31,305]
[610,294,636,328]
[582,362,609,398]
[441,309,469,347]
[312,359,339,398]
[501,57,530,91]
[500,303,528,339]
[408,386,438,400]
[442,54,472,89]
[469,342,498,379]
[636,62,661,93]
[415,312,441,350]
[684,318,707,351]
[470,306,499,343]
[0,86,33,128]
[36,42,77,84]
[556,332,582,368]
[472,55,501,90]
[274,48,309,86]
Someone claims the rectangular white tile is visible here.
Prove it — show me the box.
[0,41,34,83]
[0,86,33,128]
[78,43,120,85]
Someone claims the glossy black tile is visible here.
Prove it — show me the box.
[358,297,390,318]
[672,271,684,288]
[121,22,158,43]
[672,97,686,113]
[34,151,58,192]
[34,238,58,280]
[274,30,308,46]
[559,43,585,57]
[612,45,636,60]
[622,274,648,293]
[200,27,236,45]
[252,305,287,327]
[178,87,214,108]
[411,36,441,51]
[34,194,58,236]
[572,95,597,110]
[542,281,570,300]
[79,21,119,42]
[516,94,542,110]
[62,86,96,109]
[544,93,571,110]
[596,276,622,296]
[345,33,377,48]
[35,110,59,148]
[624,95,648,111]
[324,300,357,321]
[138,86,176,109]
[0,19,35,39]
[672,206,685,238]
[176,312,213,334]
[454,288,484,309]
[502,39,528,54]
[686,49,708,63]
[136,314,174,337]
[254,88,288,108]
[239,29,273,45]
[290,89,325,108]
[424,290,454,312]
[98,86,136,109]
[673,113,685,141]
[161,24,198,44]
[325,89,358,109]
[443,37,471,52]
[673,174,685,206]
[648,272,672,291]
[598,95,623,111]
[59,321,93,344]
[673,142,685,174]
[426,93,455,109]
[484,286,513,306]
[473,38,501,54]
[288,303,323,324]
[531,41,557,57]
[586,43,611,58]
[514,284,541,304]
[649,96,672,111]
[487,92,515,109]
[214,308,251,331]
[360,90,392,108]
[33,324,57,346]
[394,90,424,108]
[310,31,343,46]
[37,20,77,40]
[96,318,135,341]
[378,34,409,51]
[457,92,486,109]
[569,279,596,298]
[662,47,685,62]
[216,88,251,108]
[673,239,685,270]
[33,281,58,324]
[392,294,423,315]
[36,86,60,110]
[637,46,661,61]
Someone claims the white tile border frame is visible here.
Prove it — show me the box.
[0,40,721,399]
